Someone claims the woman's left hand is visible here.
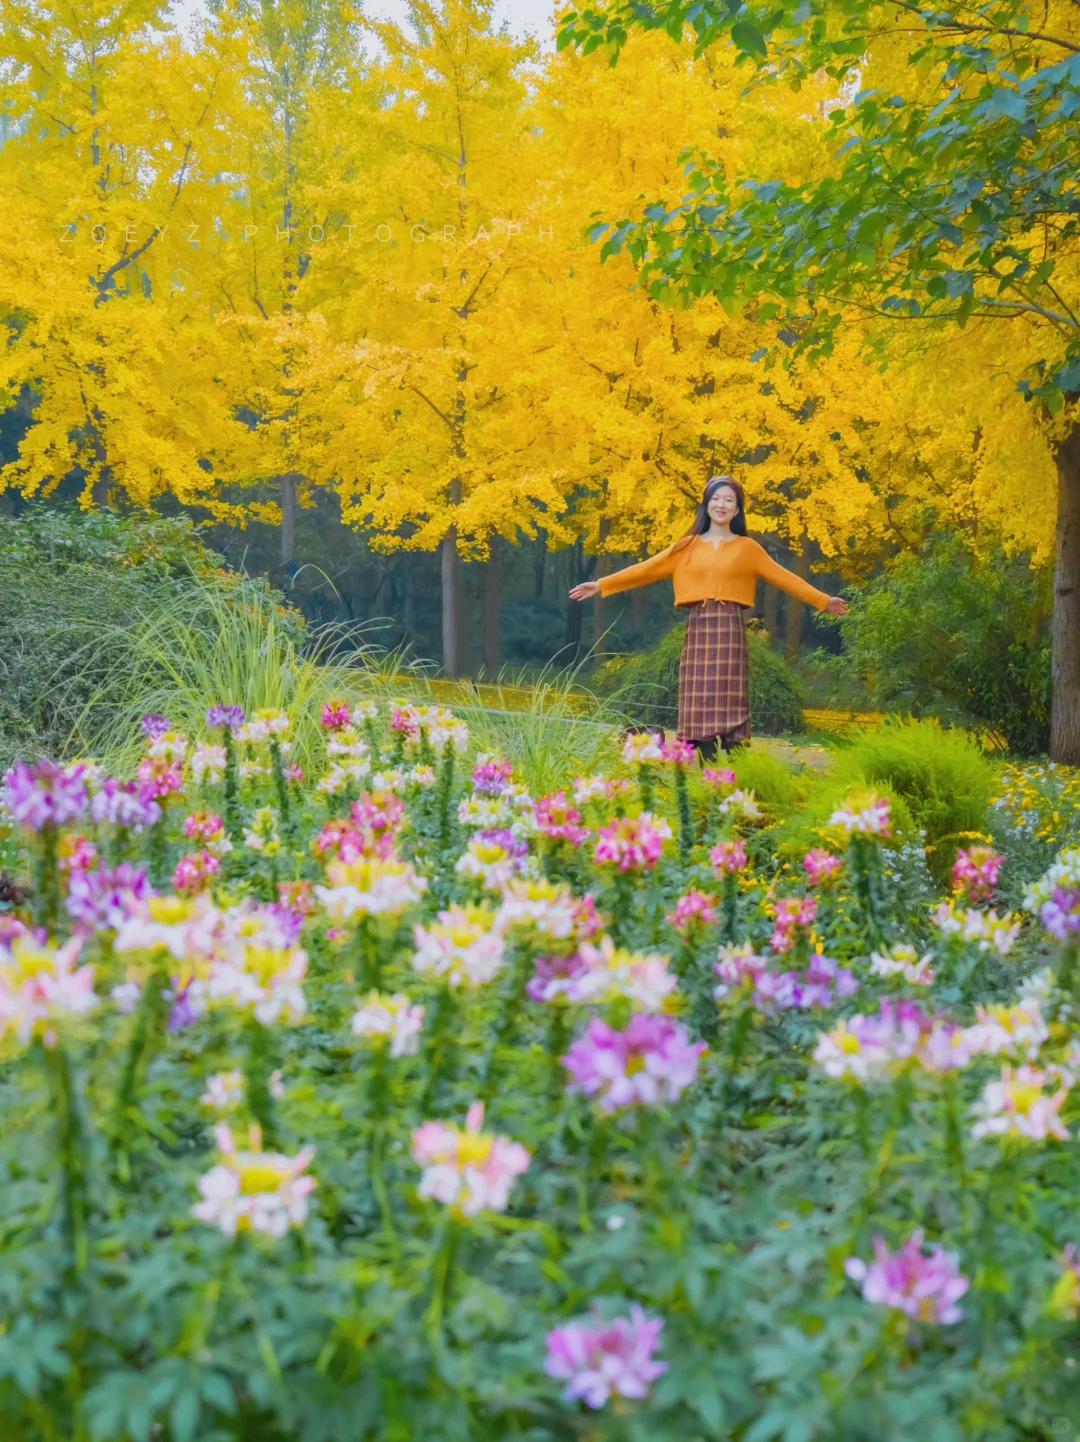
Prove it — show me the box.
[824,596,849,617]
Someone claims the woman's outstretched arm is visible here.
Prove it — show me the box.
[753,544,847,615]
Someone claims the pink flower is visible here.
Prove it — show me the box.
[411,1101,530,1216]
[471,755,514,796]
[0,935,99,1046]
[562,1015,705,1111]
[709,839,747,876]
[137,757,184,801]
[536,791,591,846]
[594,813,672,873]
[1038,888,1080,944]
[173,850,222,897]
[954,844,1003,901]
[59,836,98,874]
[2,760,88,830]
[845,1231,968,1325]
[803,849,844,887]
[67,863,153,933]
[666,888,719,933]
[769,895,817,954]
[659,738,695,766]
[285,764,304,783]
[545,1305,667,1408]
[701,767,737,788]
[185,811,225,844]
[321,701,352,731]
[952,845,1003,903]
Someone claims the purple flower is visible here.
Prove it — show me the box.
[527,951,590,1003]
[2,760,88,830]
[140,714,171,739]
[845,1230,969,1325]
[475,827,529,860]
[1039,887,1080,943]
[562,1015,705,1112]
[67,864,153,934]
[89,778,162,832]
[471,757,514,796]
[167,979,203,1031]
[545,1305,667,1409]
[206,705,245,731]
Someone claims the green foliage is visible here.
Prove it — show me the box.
[595,622,805,735]
[0,695,1074,1440]
[848,718,995,883]
[0,507,306,771]
[837,541,1051,755]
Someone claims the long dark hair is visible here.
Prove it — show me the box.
[671,476,747,556]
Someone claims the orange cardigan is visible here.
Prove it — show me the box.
[597,535,830,611]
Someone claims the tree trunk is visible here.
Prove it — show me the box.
[592,555,613,653]
[534,532,546,600]
[441,529,462,677]
[1052,424,1080,762]
[564,539,590,660]
[784,549,811,664]
[280,473,299,568]
[483,539,501,678]
[762,574,780,645]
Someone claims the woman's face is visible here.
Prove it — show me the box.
[706,485,739,527]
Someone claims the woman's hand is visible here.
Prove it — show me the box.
[824,596,849,617]
[569,581,601,602]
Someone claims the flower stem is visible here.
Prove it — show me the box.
[243,1015,280,1148]
[40,1039,91,1278]
[34,824,60,933]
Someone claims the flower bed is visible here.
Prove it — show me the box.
[0,702,1078,1438]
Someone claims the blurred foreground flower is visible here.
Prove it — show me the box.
[545,1305,667,1409]
[0,934,98,1046]
[192,1123,315,1238]
[803,849,844,887]
[317,856,427,921]
[971,1064,1069,1142]
[412,905,504,987]
[562,1015,705,1111]
[411,1101,529,1216]
[666,888,718,933]
[930,901,1019,955]
[869,945,935,987]
[2,760,88,830]
[565,937,677,1012]
[952,845,1003,903]
[709,839,746,875]
[845,1231,968,1324]
[351,991,424,1056]
[594,813,672,873]
[828,792,891,838]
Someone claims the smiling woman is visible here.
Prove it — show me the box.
[570,476,849,759]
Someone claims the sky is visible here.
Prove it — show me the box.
[170,0,559,49]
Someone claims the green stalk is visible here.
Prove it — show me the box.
[270,739,291,827]
[34,824,60,933]
[675,767,693,860]
[110,967,170,1184]
[435,748,456,854]
[721,871,739,944]
[222,728,242,841]
[40,1040,91,1278]
[243,1015,280,1148]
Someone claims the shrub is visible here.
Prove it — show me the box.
[848,718,995,883]
[0,507,305,770]
[838,537,1051,754]
[595,621,805,735]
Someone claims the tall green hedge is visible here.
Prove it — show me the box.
[594,621,805,735]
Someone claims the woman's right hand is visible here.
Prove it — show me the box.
[569,581,601,602]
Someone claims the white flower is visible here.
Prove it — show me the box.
[1024,847,1080,911]
[351,992,425,1057]
[191,744,226,784]
[869,945,935,986]
[718,788,762,821]
[316,857,428,921]
[412,906,505,987]
[191,1124,316,1238]
[201,1071,245,1110]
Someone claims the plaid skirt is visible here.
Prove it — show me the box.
[676,600,751,742]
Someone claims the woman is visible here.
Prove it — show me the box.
[569,476,849,760]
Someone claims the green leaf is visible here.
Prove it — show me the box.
[731,20,768,59]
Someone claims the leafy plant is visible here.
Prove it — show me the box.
[836,540,1051,755]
